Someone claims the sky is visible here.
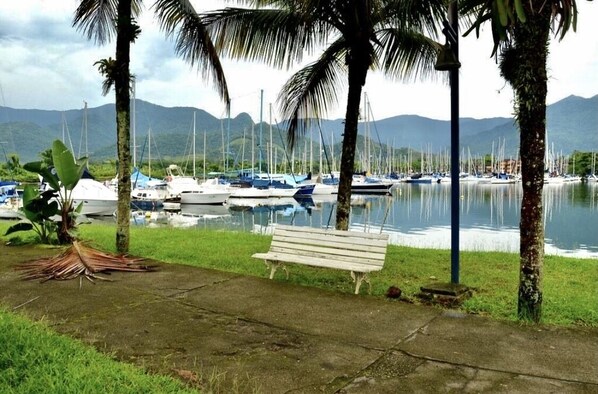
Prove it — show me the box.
[0,0,597,125]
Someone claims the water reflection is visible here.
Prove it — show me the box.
[94,183,598,259]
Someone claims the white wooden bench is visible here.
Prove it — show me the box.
[252,224,389,294]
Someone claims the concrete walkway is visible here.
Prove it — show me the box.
[1,244,597,393]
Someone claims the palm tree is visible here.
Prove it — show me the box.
[73,0,230,253]
[202,0,446,230]
[7,154,21,175]
[460,0,582,322]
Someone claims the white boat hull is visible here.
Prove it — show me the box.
[71,178,118,216]
[0,204,24,220]
[312,183,338,195]
[267,187,298,198]
[72,198,117,216]
[180,189,230,205]
[229,186,272,198]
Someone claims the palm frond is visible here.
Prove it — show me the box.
[551,0,579,40]
[381,0,446,38]
[94,57,116,96]
[73,0,143,45]
[202,7,332,70]
[277,38,347,149]
[73,0,118,44]
[153,0,230,108]
[460,0,578,56]
[376,27,442,83]
[16,241,154,283]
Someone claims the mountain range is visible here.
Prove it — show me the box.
[1,94,596,164]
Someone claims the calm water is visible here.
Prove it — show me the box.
[126,182,598,259]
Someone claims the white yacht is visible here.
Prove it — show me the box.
[166,165,230,205]
[70,178,118,216]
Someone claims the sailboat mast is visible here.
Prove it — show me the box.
[84,101,88,158]
[193,111,196,178]
[269,103,273,174]
[226,106,231,173]
[319,121,323,176]
[259,89,264,173]
[148,127,151,178]
[331,132,335,172]
[221,118,225,173]
[251,124,255,177]
[241,127,246,173]
[310,126,313,174]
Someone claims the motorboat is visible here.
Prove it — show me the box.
[180,188,231,205]
[490,173,517,184]
[70,178,118,216]
[0,181,23,219]
[247,173,313,198]
[165,164,230,205]
[350,175,393,194]
[130,168,170,208]
[404,173,435,184]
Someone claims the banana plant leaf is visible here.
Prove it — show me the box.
[51,139,87,190]
[23,161,60,191]
[4,222,34,235]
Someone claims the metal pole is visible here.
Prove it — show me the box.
[449,1,460,284]
[227,106,231,173]
[259,89,264,173]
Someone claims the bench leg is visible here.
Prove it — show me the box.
[351,271,371,295]
[264,260,289,280]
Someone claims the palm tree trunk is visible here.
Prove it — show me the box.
[115,0,132,253]
[513,6,551,322]
[336,51,369,231]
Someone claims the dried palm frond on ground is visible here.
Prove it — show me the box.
[16,241,155,282]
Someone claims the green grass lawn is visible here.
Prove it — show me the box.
[2,220,596,327]
[0,308,197,394]
[1,220,596,393]
[71,223,598,327]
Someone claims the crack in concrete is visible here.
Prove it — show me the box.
[395,348,598,388]
[330,311,443,392]
[164,275,242,298]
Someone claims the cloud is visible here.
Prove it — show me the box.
[1,0,597,122]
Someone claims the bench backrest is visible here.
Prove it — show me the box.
[270,225,389,270]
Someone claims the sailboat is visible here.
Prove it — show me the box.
[167,112,231,205]
[63,102,118,216]
[130,129,170,208]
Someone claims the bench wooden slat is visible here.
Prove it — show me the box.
[272,236,386,253]
[267,249,384,270]
[252,252,383,272]
[252,224,389,294]
[275,225,388,241]
[269,242,386,265]
[272,232,388,250]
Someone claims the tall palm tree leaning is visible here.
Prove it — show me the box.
[73,0,230,253]
[460,0,585,322]
[202,0,446,230]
